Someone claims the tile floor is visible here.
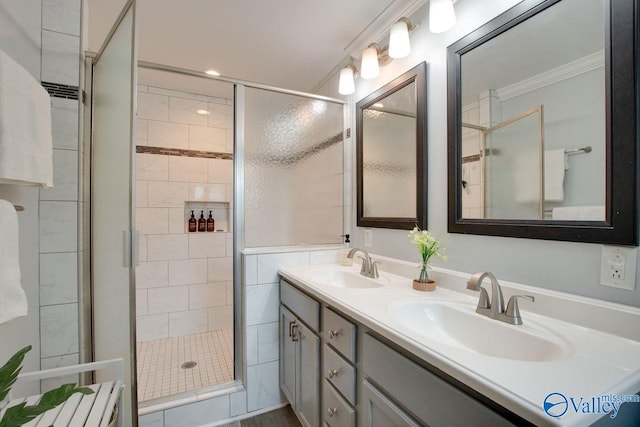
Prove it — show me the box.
[137,329,234,402]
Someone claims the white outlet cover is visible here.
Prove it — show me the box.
[364,229,373,248]
[600,245,637,290]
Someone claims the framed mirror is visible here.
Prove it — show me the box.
[447,0,638,245]
[357,62,427,230]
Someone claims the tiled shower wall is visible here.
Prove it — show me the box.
[135,85,234,342]
[38,0,83,391]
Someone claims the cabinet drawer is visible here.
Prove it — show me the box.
[323,380,355,427]
[323,344,355,405]
[362,333,514,426]
[280,280,320,332]
[323,307,356,362]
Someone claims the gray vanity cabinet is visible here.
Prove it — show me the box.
[280,281,321,427]
[279,277,524,427]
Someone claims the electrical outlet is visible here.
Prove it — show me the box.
[600,245,637,290]
[364,229,373,248]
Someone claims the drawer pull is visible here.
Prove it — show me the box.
[328,329,340,339]
[327,407,337,417]
[289,321,299,342]
[327,368,339,379]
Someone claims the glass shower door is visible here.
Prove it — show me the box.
[91,2,138,424]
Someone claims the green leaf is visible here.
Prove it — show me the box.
[0,346,31,401]
[0,384,94,427]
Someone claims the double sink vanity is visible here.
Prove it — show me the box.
[277,253,640,427]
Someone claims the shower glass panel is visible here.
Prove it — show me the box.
[484,107,543,220]
[91,2,137,423]
[244,88,344,247]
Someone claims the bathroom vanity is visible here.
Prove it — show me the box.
[278,258,640,427]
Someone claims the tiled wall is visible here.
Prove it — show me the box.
[139,247,346,427]
[135,85,234,342]
[38,0,82,391]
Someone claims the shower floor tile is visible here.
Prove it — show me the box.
[136,329,234,403]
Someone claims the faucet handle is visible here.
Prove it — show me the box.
[370,261,380,278]
[505,295,535,325]
[358,256,370,274]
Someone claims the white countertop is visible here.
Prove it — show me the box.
[278,260,640,427]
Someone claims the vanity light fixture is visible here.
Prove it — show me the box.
[389,18,413,59]
[429,0,456,33]
[361,43,381,79]
[338,63,357,95]
[204,69,220,76]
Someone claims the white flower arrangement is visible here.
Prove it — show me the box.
[408,226,446,282]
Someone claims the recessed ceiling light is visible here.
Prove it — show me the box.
[204,69,220,76]
[196,109,210,115]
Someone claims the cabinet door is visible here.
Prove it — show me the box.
[298,321,320,427]
[280,305,297,406]
[361,380,420,427]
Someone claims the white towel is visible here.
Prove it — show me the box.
[0,199,27,324]
[544,149,568,202]
[552,205,605,221]
[0,49,53,188]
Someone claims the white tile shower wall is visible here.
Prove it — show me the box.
[139,248,345,426]
[37,0,82,391]
[135,85,234,342]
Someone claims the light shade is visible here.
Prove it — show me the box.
[338,66,356,95]
[389,19,411,59]
[429,0,456,33]
[361,45,380,79]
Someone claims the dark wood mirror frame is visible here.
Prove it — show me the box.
[357,62,427,230]
[447,0,639,245]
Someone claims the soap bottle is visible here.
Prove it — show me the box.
[188,210,197,232]
[341,234,353,266]
[207,210,215,232]
[198,210,206,232]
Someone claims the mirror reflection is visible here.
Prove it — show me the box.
[357,62,426,230]
[460,0,605,221]
[362,82,416,218]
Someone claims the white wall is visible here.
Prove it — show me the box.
[319,0,640,307]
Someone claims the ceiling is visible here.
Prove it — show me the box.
[89,0,417,98]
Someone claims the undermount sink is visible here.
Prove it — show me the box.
[391,299,573,362]
[304,268,385,289]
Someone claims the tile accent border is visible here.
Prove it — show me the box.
[42,81,80,100]
[136,146,233,160]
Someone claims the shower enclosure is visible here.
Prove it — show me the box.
[133,69,236,405]
[88,5,346,416]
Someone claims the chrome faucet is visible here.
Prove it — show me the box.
[347,248,379,279]
[466,272,534,325]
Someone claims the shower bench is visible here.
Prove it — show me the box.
[1,358,124,427]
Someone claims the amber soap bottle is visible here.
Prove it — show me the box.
[188,210,197,232]
[207,210,215,232]
[198,210,206,232]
